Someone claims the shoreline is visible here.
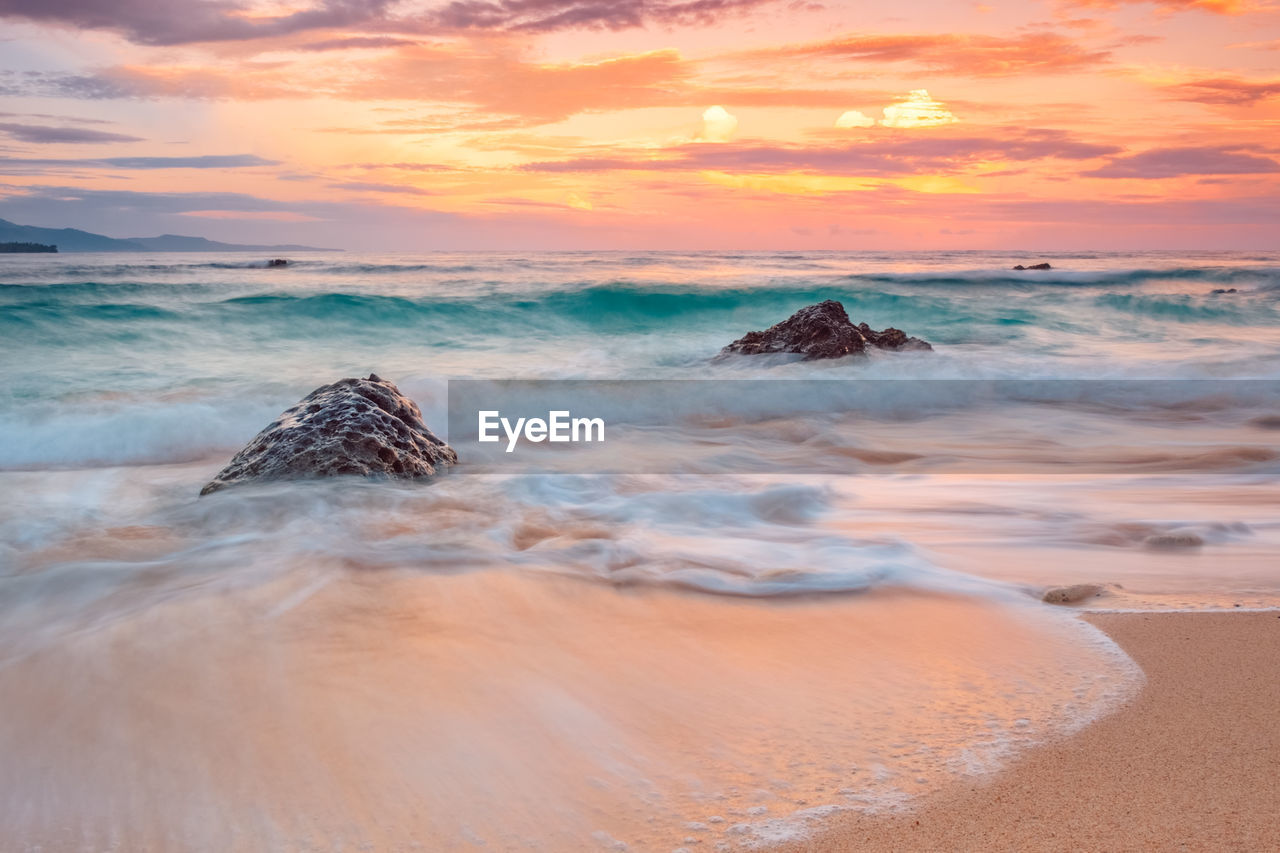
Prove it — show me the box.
[774,611,1280,852]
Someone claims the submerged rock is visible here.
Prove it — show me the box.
[1144,532,1204,550]
[1042,584,1105,605]
[720,299,931,360]
[1012,262,1052,270]
[200,374,456,495]
[1211,288,1238,294]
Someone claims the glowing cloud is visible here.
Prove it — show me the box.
[879,90,959,128]
[835,110,876,128]
[698,105,739,142]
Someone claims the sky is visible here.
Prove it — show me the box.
[0,0,1278,250]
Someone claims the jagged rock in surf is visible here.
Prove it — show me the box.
[1012,263,1052,270]
[200,374,456,495]
[1042,584,1105,605]
[719,299,931,360]
[266,258,289,267]
[1211,288,1237,294]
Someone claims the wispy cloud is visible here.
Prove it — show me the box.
[0,0,398,46]
[0,122,142,143]
[1165,75,1280,104]
[521,130,1121,175]
[325,180,436,194]
[1083,146,1280,178]
[349,162,465,171]
[0,0,785,46]
[0,154,278,174]
[2,46,693,124]
[300,36,422,51]
[736,32,1111,76]
[0,184,320,215]
[430,0,780,31]
[1062,0,1258,15]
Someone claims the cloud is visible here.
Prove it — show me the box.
[697,105,738,142]
[0,181,617,252]
[429,0,779,32]
[0,111,114,126]
[1083,146,1280,178]
[878,90,958,128]
[18,48,874,126]
[0,71,139,100]
[521,130,1121,175]
[0,0,398,46]
[834,91,957,130]
[350,162,464,171]
[178,210,323,221]
[0,67,297,100]
[1063,0,1255,14]
[0,184,318,215]
[835,110,875,128]
[102,154,278,168]
[480,194,593,210]
[325,180,435,194]
[738,32,1110,77]
[0,154,278,174]
[1165,75,1280,105]
[0,122,143,143]
[0,0,782,46]
[300,36,422,51]
[346,46,692,123]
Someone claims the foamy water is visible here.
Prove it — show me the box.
[1,250,1278,849]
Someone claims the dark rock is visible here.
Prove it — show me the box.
[200,374,456,495]
[1144,532,1204,550]
[1012,262,1052,270]
[720,300,931,360]
[266,258,289,267]
[1211,288,1237,294]
[1042,583,1105,605]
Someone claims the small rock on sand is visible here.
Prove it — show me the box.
[1042,584,1105,605]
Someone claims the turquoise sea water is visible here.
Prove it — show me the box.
[1,250,1278,850]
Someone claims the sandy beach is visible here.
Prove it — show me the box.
[777,611,1280,852]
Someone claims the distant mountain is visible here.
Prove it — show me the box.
[0,218,338,253]
[0,218,145,252]
[126,234,340,252]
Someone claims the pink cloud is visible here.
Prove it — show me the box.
[521,131,1121,175]
[1083,146,1280,178]
[736,32,1111,77]
[1166,75,1280,105]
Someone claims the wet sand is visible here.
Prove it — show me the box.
[777,611,1280,852]
[0,570,1133,852]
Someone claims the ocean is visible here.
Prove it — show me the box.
[1,250,1278,851]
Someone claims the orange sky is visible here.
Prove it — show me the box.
[1,0,1278,249]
